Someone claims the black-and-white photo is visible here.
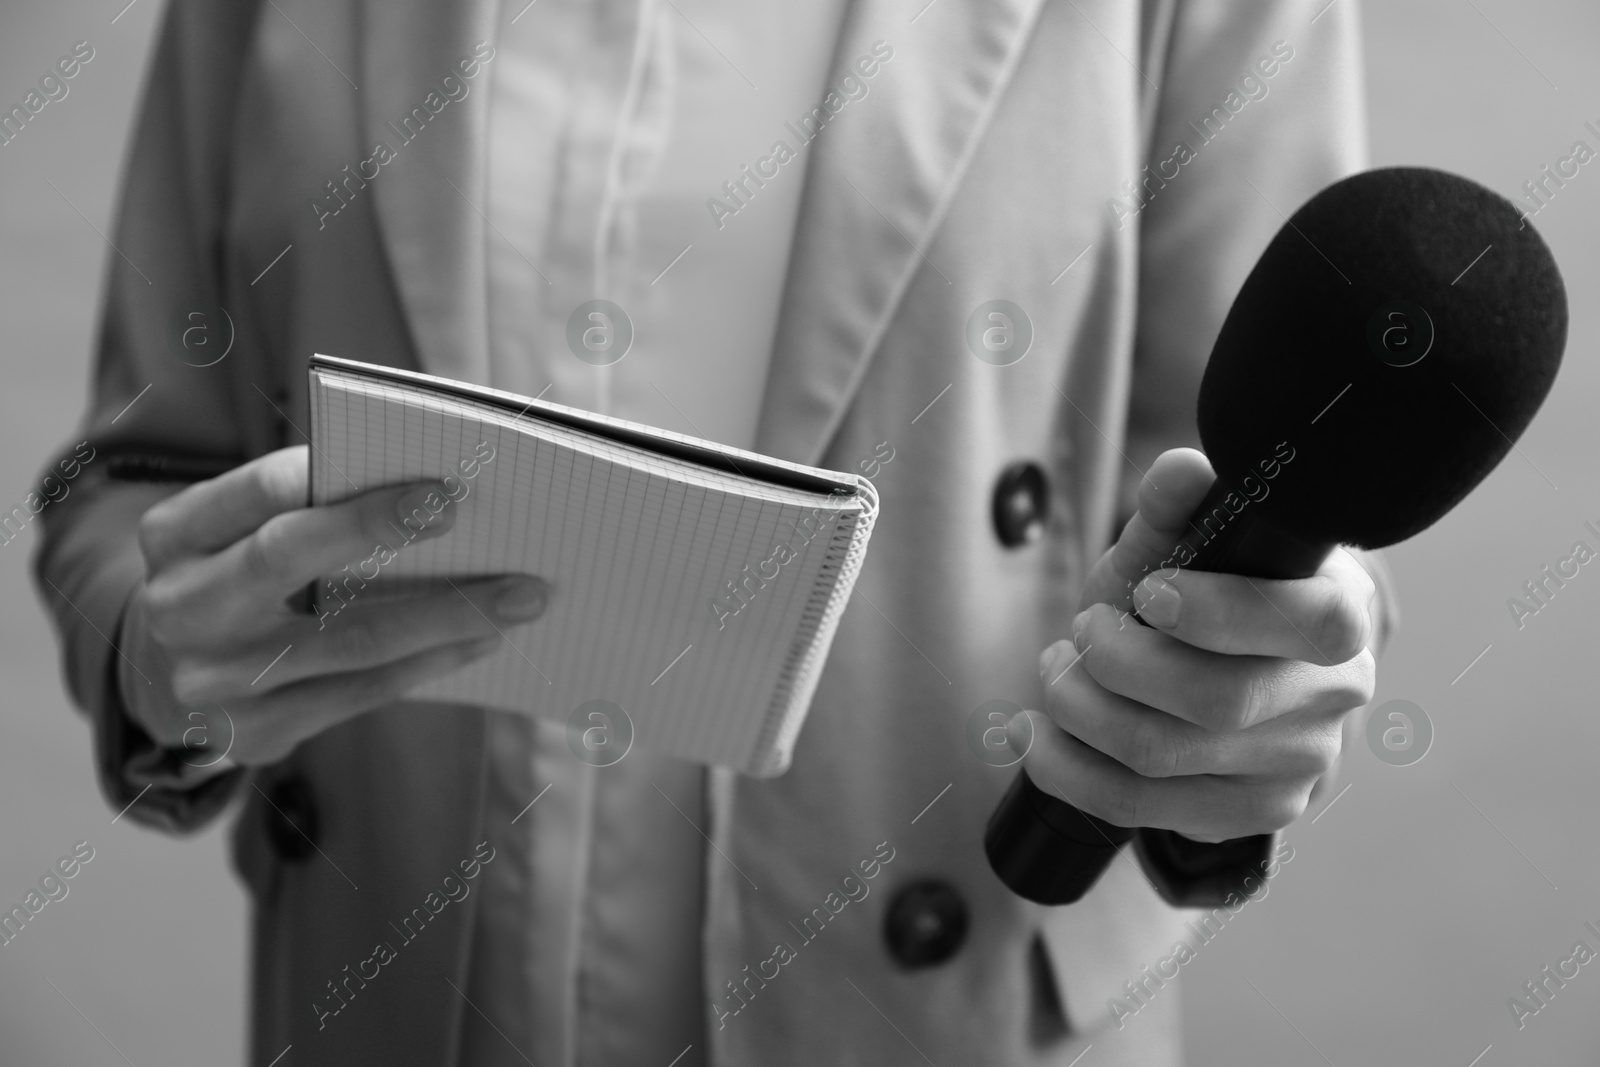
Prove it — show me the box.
[0,2,1592,1064]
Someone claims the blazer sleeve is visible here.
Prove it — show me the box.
[1125,0,1367,487]
[30,0,267,833]
[1125,0,1400,647]
[1121,0,1399,903]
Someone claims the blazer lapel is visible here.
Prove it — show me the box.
[753,0,1047,466]
[360,0,499,384]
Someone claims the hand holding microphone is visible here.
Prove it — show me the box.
[1001,447,1378,883]
[987,167,1568,905]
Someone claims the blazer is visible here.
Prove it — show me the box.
[33,0,1387,1063]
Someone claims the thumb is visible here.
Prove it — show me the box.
[1080,448,1216,610]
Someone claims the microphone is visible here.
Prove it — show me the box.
[985,166,1568,907]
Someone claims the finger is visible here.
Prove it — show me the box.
[1017,708,1313,838]
[1071,603,1375,732]
[1131,448,1219,542]
[167,575,549,702]
[1307,750,1345,809]
[1039,640,1341,779]
[139,446,458,591]
[228,636,501,766]
[194,476,458,600]
[143,478,458,642]
[138,447,309,567]
[1043,652,1222,778]
[290,574,549,692]
[1130,546,1376,663]
[1079,449,1216,609]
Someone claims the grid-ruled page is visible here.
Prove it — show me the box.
[308,366,873,774]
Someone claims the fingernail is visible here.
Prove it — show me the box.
[1006,709,1032,752]
[394,483,454,537]
[1070,609,1092,648]
[1135,574,1181,629]
[1039,640,1072,683]
[494,577,548,622]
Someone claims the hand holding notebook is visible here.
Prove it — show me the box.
[307,355,879,776]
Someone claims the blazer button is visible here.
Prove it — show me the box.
[992,461,1048,547]
[262,775,319,862]
[884,880,969,969]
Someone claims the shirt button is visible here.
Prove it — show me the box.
[884,880,969,969]
[992,461,1049,547]
[262,774,319,862]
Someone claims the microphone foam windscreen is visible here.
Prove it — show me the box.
[1197,166,1567,549]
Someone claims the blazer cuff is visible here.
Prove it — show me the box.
[98,591,245,833]
[1133,828,1277,908]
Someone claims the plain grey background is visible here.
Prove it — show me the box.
[1,1,1595,1063]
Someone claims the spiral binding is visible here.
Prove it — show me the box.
[746,474,881,776]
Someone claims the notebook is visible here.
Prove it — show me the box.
[306,354,878,776]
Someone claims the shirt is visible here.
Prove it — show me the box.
[459,3,848,1065]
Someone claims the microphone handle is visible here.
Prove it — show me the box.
[985,476,1334,906]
